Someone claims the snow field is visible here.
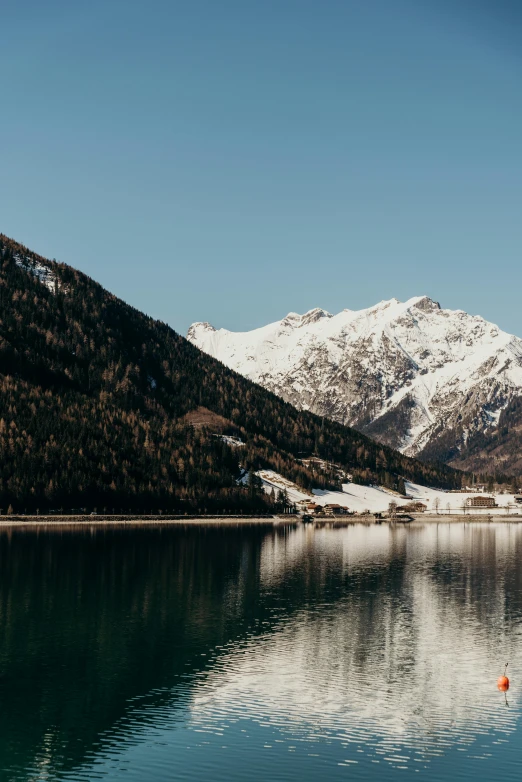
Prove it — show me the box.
[257,470,522,515]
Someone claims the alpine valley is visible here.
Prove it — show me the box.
[188,298,522,476]
[0,234,463,514]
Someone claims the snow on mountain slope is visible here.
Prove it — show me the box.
[188,297,522,461]
[257,469,407,513]
[14,253,60,293]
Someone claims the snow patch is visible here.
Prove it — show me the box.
[217,435,245,448]
[15,254,62,294]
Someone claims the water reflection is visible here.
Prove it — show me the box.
[194,525,522,770]
[1,522,522,780]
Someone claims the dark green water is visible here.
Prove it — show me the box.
[1,521,522,781]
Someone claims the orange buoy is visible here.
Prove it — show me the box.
[497,662,510,691]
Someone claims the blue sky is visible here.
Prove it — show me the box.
[2,0,521,336]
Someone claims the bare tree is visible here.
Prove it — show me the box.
[446,502,451,515]
[461,497,468,515]
[388,501,398,519]
[433,497,441,515]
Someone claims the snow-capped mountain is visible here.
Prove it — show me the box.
[187,296,522,466]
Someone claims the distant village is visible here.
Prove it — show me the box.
[295,493,522,520]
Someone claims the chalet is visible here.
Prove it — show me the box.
[465,496,497,508]
[323,503,349,516]
[514,495,522,505]
[464,484,487,493]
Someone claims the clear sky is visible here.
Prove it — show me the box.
[2,0,522,336]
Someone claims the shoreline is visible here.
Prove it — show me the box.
[0,514,293,528]
[0,512,522,528]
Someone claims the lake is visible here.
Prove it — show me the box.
[1,521,521,781]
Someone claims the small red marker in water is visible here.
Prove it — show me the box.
[497,662,509,691]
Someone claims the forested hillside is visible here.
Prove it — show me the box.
[0,234,464,513]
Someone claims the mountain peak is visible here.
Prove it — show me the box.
[187,296,522,467]
[187,322,216,341]
[409,296,441,312]
[281,308,333,329]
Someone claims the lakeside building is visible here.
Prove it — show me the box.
[465,496,497,508]
[323,504,350,516]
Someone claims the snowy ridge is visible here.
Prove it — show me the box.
[188,297,522,459]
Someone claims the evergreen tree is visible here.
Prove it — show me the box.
[278,488,290,510]
[248,471,263,497]
[397,476,406,495]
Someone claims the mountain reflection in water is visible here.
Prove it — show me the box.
[1,522,522,781]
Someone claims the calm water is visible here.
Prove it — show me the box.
[1,522,522,781]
